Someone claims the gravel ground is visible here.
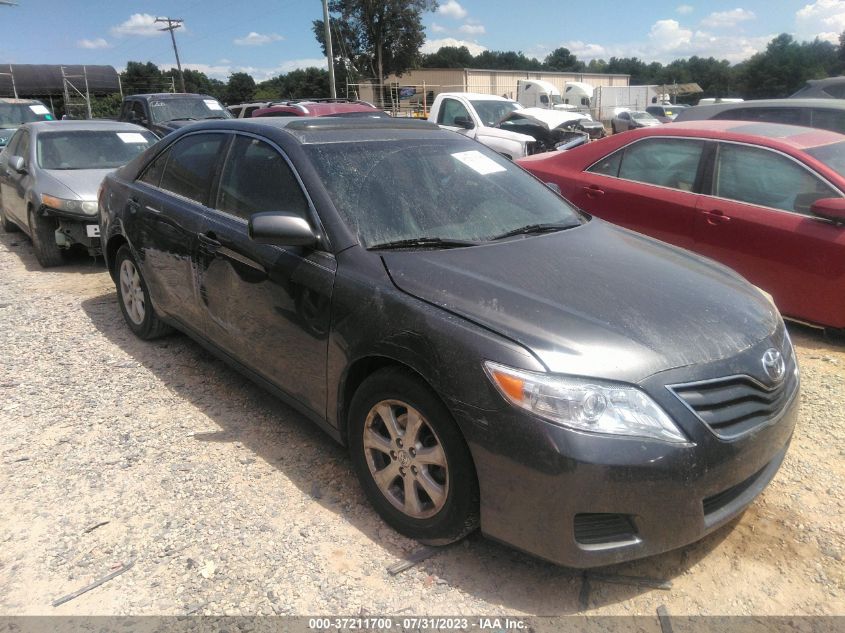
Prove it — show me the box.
[0,229,842,617]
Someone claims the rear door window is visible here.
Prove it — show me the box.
[713,143,839,215]
[215,135,308,220]
[158,133,227,205]
[616,138,705,191]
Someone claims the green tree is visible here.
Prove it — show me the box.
[225,72,256,104]
[472,50,541,70]
[313,0,438,103]
[122,61,167,94]
[544,47,584,72]
[255,68,331,100]
[163,68,226,99]
[420,45,474,68]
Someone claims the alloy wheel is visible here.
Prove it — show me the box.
[362,399,449,519]
[119,259,146,325]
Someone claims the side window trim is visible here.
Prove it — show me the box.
[135,130,229,208]
[586,136,708,194]
[206,131,333,252]
[704,139,845,216]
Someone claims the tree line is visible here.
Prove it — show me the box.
[90,29,845,117]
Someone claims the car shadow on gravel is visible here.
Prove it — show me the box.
[1,230,104,274]
[79,290,792,614]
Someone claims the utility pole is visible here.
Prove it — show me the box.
[156,17,186,93]
[321,0,336,98]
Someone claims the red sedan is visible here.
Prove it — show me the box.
[518,120,845,331]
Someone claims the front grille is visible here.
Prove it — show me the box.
[669,359,798,439]
[574,513,638,545]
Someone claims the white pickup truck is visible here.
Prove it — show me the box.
[427,92,537,159]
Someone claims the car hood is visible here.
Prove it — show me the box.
[477,125,536,143]
[382,220,779,383]
[41,168,114,200]
[151,119,197,137]
[499,108,588,131]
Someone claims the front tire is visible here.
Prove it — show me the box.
[28,207,63,268]
[348,367,480,545]
[114,245,171,340]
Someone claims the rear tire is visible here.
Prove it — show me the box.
[348,367,480,545]
[114,245,172,340]
[28,208,64,268]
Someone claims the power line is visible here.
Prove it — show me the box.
[156,17,186,93]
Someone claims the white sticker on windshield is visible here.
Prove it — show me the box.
[203,99,223,111]
[451,150,507,175]
[117,132,147,144]
[29,104,50,115]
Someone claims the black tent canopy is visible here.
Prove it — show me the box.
[0,64,120,97]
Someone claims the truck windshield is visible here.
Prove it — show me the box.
[149,97,232,123]
[551,94,564,105]
[0,102,53,128]
[469,100,521,126]
[37,130,156,170]
[304,137,583,248]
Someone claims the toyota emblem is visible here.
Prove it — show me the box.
[762,348,786,384]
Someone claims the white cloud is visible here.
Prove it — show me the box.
[77,38,110,49]
[421,37,486,56]
[559,19,772,65]
[438,1,467,20]
[677,4,694,15]
[111,13,166,37]
[459,23,485,35]
[233,32,284,46]
[700,8,756,29]
[430,22,446,33]
[796,0,845,40]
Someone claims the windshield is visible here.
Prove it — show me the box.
[631,111,657,121]
[0,102,53,128]
[806,141,845,174]
[469,100,521,126]
[304,138,583,248]
[551,94,564,105]
[37,130,156,170]
[149,97,232,123]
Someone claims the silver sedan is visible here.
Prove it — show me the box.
[611,109,662,134]
[0,120,155,267]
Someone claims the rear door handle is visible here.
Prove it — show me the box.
[582,185,605,197]
[703,210,731,225]
[127,197,140,214]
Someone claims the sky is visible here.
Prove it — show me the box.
[0,1,843,82]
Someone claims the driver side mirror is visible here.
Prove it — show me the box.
[248,211,317,247]
[810,197,845,224]
[453,116,475,130]
[9,156,26,174]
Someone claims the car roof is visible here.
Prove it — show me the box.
[163,116,448,144]
[22,120,152,133]
[253,101,381,117]
[683,98,845,114]
[0,98,44,105]
[128,93,218,100]
[438,92,517,102]
[646,120,844,149]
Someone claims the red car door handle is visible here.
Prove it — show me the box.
[582,185,605,197]
[703,210,731,225]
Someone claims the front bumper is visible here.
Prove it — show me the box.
[456,341,799,568]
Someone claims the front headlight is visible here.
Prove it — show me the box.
[41,194,98,216]
[484,361,688,443]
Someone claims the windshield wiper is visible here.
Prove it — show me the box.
[168,117,197,121]
[205,116,229,119]
[490,222,579,240]
[368,237,480,250]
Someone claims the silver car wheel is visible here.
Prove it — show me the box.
[363,399,449,519]
[119,259,146,325]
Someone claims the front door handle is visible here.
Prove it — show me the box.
[127,197,140,214]
[582,185,605,198]
[703,210,731,225]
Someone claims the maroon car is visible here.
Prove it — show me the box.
[251,99,388,119]
[519,120,845,331]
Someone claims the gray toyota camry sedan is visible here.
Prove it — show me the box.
[0,120,155,266]
[99,118,799,567]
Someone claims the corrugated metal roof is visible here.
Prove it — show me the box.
[0,64,120,96]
